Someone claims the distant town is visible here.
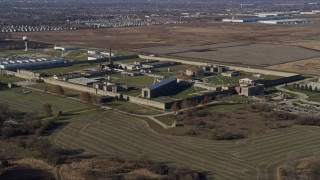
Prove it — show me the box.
[1,0,320,180]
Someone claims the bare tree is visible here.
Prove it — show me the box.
[42,103,53,117]
[44,85,49,94]
[55,85,64,96]
[181,100,191,109]
[0,103,9,121]
[79,92,91,102]
[171,101,180,114]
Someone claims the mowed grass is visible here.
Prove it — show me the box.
[35,63,100,76]
[114,76,155,88]
[104,100,162,115]
[0,87,92,113]
[30,83,82,98]
[285,85,320,102]
[208,73,282,86]
[53,111,320,180]
[0,74,24,83]
[154,64,193,76]
[173,85,208,99]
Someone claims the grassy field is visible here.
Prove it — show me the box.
[153,64,193,77]
[285,85,320,102]
[36,63,100,76]
[113,58,145,64]
[114,76,155,88]
[172,85,208,99]
[0,87,92,113]
[30,83,82,98]
[53,111,320,180]
[0,74,24,83]
[104,100,163,115]
[207,73,282,86]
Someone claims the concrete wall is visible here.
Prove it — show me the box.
[125,96,167,109]
[3,70,37,80]
[139,55,298,77]
[264,75,303,87]
[44,78,169,109]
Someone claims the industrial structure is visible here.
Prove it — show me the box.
[23,36,28,51]
[186,67,204,77]
[222,11,311,24]
[142,77,177,98]
[0,57,66,70]
[54,45,78,51]
[258,19,310,24]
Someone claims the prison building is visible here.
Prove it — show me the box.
[186,67,204,77]
[239,77,264,86]
[142,77,177,98]
[235,84,265,96]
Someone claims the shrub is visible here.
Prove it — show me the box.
[148,164,169,175]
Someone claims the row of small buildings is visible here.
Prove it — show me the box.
[0,57,66,70]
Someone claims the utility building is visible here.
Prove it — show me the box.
[142,77,177,98]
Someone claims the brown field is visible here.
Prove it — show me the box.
[268,57,320,75]
[10,22,320,70]
[10,22,320,51]
[134,43,320,67]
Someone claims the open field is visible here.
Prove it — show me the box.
[0,74,24,83]
[135,43,320,67]
[10,22,320,72]
[104,100,163,115]
[284,84,320,103]
[53,111,320,180]
[172,85,208,99]
[11,22,320,51]
[268,57,320,75]
[0,87,92,113]
[30,83,82,98]
[35,63,100,76]
[208,73,282,86]
[113,75,155,88]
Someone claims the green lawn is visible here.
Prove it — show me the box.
[206,103,247,113]
[114,76,155,88]
[208,73,282,86]
[285,85,320,102]
[0,87,93,114]
[30,83,82,98]
[219,95,256,102]
[154,64,193,76]
[156,115,174,126]
[104,100,162,115]
[173,85,208,99]
[113,58,145,64]
[0,74,24,83]
[36,63,100,76]
[0,49,39,57]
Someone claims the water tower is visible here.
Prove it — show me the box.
[22,36,28,51]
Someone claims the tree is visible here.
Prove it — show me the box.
[304,84,308,91]
[181,100,191,109]
[55,85,64,96]
[79,92,91,102]
[309,85,313,92]
[44,85,49,94]
[293,83,297,89]
[299,84,304,90]
[0,103,9,121]
[93,96,102,104]
[201,96,210,106]
[171,101,180,113]
[42,103,53,117]
[315,86,319,93]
